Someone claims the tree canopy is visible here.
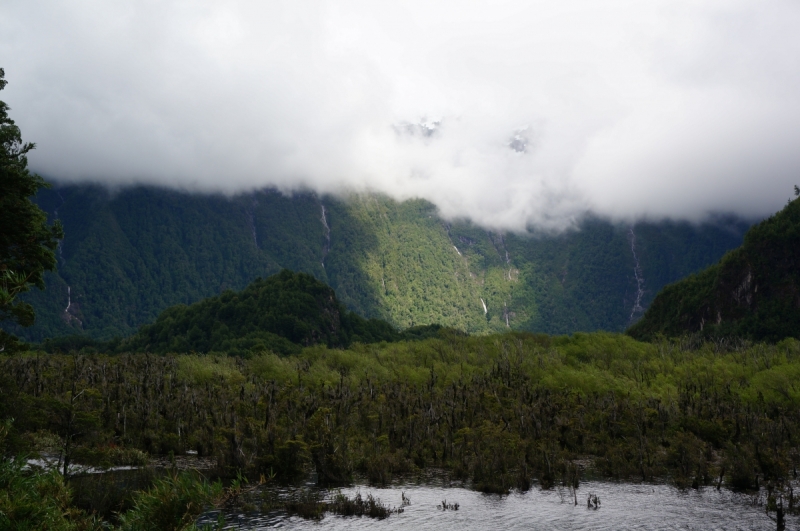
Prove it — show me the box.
[120,270,406,355]
[0,68,63,351]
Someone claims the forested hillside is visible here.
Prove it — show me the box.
[119,270,424,356]
[6,184,750,341]
[629,195,800,342]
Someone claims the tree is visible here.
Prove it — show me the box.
[0,68,63,351]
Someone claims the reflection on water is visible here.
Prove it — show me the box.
[201,480,786,530]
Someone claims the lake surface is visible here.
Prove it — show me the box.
[201,480,788,530]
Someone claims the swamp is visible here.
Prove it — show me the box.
[2,331,800,529]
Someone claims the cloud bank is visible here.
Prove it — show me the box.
[2,0,800,230]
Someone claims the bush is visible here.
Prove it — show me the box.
[116,472,222,531]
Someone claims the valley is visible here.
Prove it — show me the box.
[8,184,750,343]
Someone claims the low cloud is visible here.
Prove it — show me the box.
[2,1,800,230]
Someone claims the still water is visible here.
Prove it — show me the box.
[202,480,788,530]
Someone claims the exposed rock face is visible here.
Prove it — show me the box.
[629,196,800,342]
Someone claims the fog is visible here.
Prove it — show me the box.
[2,1,800,230]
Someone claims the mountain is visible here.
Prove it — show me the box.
[118,270,404,355]
[6,184,750,341]
[628,195,800,342]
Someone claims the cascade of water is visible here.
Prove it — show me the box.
[54,191,65,266]
[63,286,82,327]
[501,234,510,265]
[320,204,331,268]
[246,196,258,249]
[54,191,81,327]
[628,228,645,324]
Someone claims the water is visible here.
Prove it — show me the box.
[203,480,789,530]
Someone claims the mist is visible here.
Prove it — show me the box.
[2,0,800,230]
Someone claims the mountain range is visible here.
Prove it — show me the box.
[6,183,751,342]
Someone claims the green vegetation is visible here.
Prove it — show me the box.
[114,472,223,531]
[0,420,97,530]
[5,186,747,342]
[120,270,399,355]
[42,271,448,356]
[0,68,63,352]
[0,416,231,531]
[3,333,800,498]
[629,196,800,342]
[285,490,400,520]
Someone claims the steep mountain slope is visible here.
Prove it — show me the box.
[7,184,750,341]
[628,196,800,342]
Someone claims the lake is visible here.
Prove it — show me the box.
[200,479,786,530]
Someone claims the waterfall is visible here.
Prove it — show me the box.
[54,191,65,266]
[500,234,510,265]
[245,196,258,249]
[480,298,487,315]
[628,228,645,324]
[63,286,83,327]
[53,191,81,327]
[320,204,331,268]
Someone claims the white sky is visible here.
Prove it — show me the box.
[2,0,800,230]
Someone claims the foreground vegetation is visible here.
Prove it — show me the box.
[3,332,800,493]
[0,414,222,530]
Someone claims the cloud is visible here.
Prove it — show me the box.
[2,0,800,230]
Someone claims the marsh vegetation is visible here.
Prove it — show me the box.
[2,332,800,527]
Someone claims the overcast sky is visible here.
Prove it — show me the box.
[2,1,800,230]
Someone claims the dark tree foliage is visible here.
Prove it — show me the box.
[0,68,63,351]
[121,270,403,355]
[629,194,800,342]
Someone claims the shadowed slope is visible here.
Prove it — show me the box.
[628,197,800,342]
[122,270,399,355]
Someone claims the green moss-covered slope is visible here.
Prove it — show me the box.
[628,196,800,342]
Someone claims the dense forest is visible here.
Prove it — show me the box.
[3,333,800,528]
[117,270,446,356]
[629,194,800,342]
[4,184,750,343]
